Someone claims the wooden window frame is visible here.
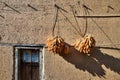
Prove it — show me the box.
[14,45,44,80]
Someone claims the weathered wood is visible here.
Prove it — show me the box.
[76,15,120,18]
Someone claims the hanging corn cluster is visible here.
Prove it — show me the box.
[46,36,70,54]
[74,34,96,54]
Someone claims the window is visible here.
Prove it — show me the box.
[14,46,44,80]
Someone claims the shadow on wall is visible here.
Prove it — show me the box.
[60,44,120,78]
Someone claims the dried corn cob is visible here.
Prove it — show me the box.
[46,36,70,54]
[74,34,96,54]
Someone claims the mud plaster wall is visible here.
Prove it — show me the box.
[0,0,120,80]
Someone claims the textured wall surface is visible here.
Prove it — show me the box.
[0,0,120,80]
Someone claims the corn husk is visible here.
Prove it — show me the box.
[74,34,96,54]
[46,36,70,54]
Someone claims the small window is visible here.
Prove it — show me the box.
[23,50,39,62]
[14,46,43,80]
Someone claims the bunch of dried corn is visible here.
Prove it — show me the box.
[46,36,70,54]
[74,34,96,54]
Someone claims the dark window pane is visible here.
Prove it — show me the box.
[32,53,39,62]
[23,51,31,62]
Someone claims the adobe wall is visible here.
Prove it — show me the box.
[0,0,120,80]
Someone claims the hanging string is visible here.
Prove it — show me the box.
[53,4,83,37]
[82,6,88,37]
[57,11,60,37]
[52,6,59,36]
[52,4,68,37]
[59,9,82,36]
[70,5,83,37]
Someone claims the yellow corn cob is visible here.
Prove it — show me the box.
[74,34,96,54]
[46,36,70,54]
